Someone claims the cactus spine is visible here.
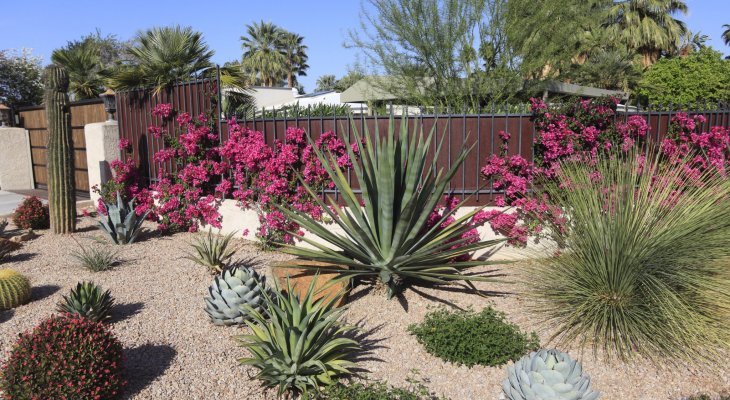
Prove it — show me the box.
[0,269,31,310]
[44,64,76,233]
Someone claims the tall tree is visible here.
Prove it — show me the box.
[52,31,123,99]
[605,0,688,68]
[349,0,519,108]
[240,21,287,87]
[723,24,730,46]
[108,25,214,92]
[0,49,43,107]
[280,32,309,88]
[506,0,607,80]
[333,70,365,92]
[315,74,336,92]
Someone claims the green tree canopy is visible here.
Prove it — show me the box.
[108,25,215,93]
[240,21,309,88]
[315,74,336,92]
[333,70,365,92]
[0,49,43,107]
[349,0,521,108]
[51,31,123,100]
[637,48,730,105]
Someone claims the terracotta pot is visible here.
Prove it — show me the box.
[270,259,349,307]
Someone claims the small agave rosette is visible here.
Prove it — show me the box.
[502,349,600,400]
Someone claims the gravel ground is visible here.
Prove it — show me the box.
[0,217,727,400]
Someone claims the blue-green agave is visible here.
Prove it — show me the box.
[98,191,149,245]
[502,349,600,400]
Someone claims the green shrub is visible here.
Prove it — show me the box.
[319,380,444,400]
[0,314,125,399]
[408,307,539,367]
[237,278,360,397]
[534,148,730,362]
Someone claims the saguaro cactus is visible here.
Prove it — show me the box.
[44,64,76,233]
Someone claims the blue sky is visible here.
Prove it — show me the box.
[2,0,729,92]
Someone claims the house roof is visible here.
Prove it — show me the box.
[340,77,401,103]
[298,90,336,98]
[545,81,628,100]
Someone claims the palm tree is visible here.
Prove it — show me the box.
[241,21,286,87]
[52,40,105,99]
[606,0,689,68]
[675,30,708,57]
[723,24,730,46]
[315,74,336,92]
[108,25,214,92]
[279,32,309,88]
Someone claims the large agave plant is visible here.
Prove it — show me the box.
[204,264,269,326]
[185,230,237,273]
[98,191,149,245]
[237,278,360,397]
[278,118,503,298]
[57,281,114,323]
[502,349,600,400]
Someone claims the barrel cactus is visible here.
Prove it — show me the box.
[0,269,31,311]
[204,265,269,326]
[502,349,600,400]
[44,64,76,234]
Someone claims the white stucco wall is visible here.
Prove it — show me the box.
[0,127,34,190]
[202,199,537,261]
[84,121,121,203]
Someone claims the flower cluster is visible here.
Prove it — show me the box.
[0,314,125,400]
[423,196,495,260]
[146,107,224,232]
[219,123,356,247]
[12,196,49,230]
[482,98,729,247]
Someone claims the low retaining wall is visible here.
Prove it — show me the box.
[203,200,534,261]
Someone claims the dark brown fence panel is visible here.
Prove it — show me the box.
[16,99,105,195]
[116,78,730,206]
[116,78,219,184]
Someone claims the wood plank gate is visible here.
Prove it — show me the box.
[15,99,107,195]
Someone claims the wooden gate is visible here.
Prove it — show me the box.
[16,99,107,195]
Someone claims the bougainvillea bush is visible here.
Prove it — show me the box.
[0,314,125,400]
[12,196,49,230]
[219,123,357,247]
[481,97,730,246]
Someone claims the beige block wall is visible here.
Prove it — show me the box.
[84,121,121,203]
[0,127,34,190]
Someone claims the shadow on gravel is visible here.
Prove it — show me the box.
[3,252,37,263]
[31,284,61,301]
[123,344,177,399]
[0,309,14,323]
[111,302,145,323]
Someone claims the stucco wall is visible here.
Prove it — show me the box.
[202,199,536,261]
[84,121,121,203]
[0,127,34,190]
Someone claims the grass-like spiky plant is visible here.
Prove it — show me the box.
[237,278,360,397]
[533,148,730,362]
[278,118,503,298]
[185,230,237,273]
[70,242,120,272]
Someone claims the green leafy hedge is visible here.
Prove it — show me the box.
[408,307,539,367]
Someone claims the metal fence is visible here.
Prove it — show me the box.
[116,79,730,205]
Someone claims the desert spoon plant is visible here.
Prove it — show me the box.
[44,64,76,234]
[279,117,503,298]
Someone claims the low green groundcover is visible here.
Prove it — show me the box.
[408,307,539,367]
[320,380,443,400]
